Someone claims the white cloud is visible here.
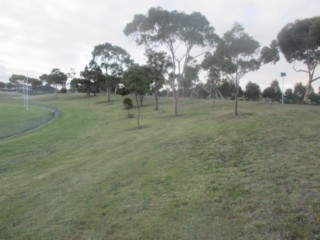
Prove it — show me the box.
[0,0,319,91]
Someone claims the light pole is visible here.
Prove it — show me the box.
[281,72,286,104]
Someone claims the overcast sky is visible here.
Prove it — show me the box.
[0,0,319,90]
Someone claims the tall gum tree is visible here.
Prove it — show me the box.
[92,43,132,102]
[202,23,279,115]
[277,16,320,103]
[124,7,219,115]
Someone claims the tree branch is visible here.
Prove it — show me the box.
[293,60,309,74]
[312,76,320,82]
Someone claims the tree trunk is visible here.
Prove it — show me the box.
[303,80,312,103]
[154,87,159,110]
[173,90,178,116]
[137,102,141,129]
[302,59,316,103]
[107,88,111,102]
[235,80,239,116]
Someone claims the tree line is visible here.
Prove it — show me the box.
[2,7,320,115]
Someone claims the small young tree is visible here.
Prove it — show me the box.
[123,64,152,129]
[123,97,133,118]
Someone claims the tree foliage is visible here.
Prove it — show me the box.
[9,74,27,84]
[123,64,152,106]
[122,97,133,118]
[47,68,68,87]
[277,16,320,102]
[294,82,307,104]
[123,64,152,129]
[146,50,171,110]
[245,81,261,101]
[262,80,282,102]
[124,7,219,115]
[80,60,103,96]
[91,42,132,102]
[203,23,279,115]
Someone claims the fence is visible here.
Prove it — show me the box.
[0,101,59,139]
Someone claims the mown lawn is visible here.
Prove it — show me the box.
[0,93,319,239]
[0,93,53,138]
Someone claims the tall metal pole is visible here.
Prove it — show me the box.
[23,81,26,108]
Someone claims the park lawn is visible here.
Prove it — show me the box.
[0,102,49,123]
[0,98,53,138]
[0,94,319,239]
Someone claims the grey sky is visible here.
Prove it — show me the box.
[0,0,319,90]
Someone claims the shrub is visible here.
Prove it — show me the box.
[123,97,133,118]
[59,88,67,94]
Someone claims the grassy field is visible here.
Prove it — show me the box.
[0,93,54,138]
[0,93,320,239]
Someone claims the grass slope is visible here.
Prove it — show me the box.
[0,94,319,239]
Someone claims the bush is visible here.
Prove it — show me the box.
[123,97,133,118]
[59,88,67,94]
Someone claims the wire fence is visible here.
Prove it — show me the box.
[0,100,59,139]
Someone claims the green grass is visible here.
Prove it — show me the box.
[0,93,54,138]
[0,102,49,124]
[0,93,320,239]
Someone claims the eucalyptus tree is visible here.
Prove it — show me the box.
[124,7,219,115]
[146,50,172,110]
[293,82,307,104]
[202,23,279,115]
[28,78,42,89]
[202,65,225,105]
[9,74,27,90]
[48,68,68,88]
[9,74,26,85]
[245,81,261,101]
[277,16,320,103]
[91,42,132,102]
[39,74,48,85]
[181,65,200,98]
[39,69,67,94]
[80,60,103,96]
[262,80,282,102]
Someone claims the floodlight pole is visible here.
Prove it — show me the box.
[281,72,286,104]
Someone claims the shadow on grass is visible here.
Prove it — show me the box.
[155,113,187,120]
[96,100,115,105]
[126,125,150,131]
[218,112,255,121]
